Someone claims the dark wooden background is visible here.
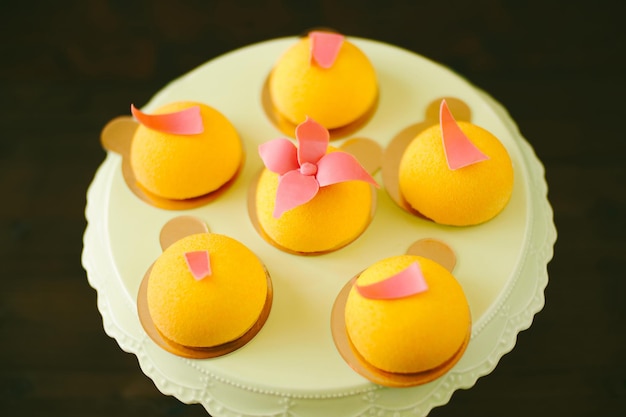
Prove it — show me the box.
[1,1,625,416]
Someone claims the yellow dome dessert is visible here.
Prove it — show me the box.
[256,168,373,253]
[268,31,377,130]
[398,101,514,226]
[146,232,268,349]
[130,101,242,200]
[255,117,378,254]
[344,255,470,374]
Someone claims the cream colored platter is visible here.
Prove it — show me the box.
[82,37,556,417]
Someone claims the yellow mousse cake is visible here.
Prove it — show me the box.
[256,168,373,253]
[130,101,242,200]
[255,117,378,253]
[268,30,377,130]
[345,255,471,374]
[146,232,268,349]
[398,100,514,226]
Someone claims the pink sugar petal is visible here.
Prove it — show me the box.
[296,117,329,165]
[273,170,319,218]
[131,104,204,135]
[184,250,212,281]
[309,31,345,69]
[440,99,489,170]
[316,151,379,187]
[259,138,299,175]
[356,262,429,300]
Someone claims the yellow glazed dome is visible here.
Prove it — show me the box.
[146,233,268,348]
[255,168,373,253]
[130,101,242,200]
[269,31,377,130]
[345,255,470,374]
[399,119,514,226]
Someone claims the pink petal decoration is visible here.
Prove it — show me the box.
[130,104,204,135]
[316,152,379,187]
[273,170,320,218]
[184,250,212,281]
[440,99,489,170]
[259,139,299,175]
[296,117,329,165]
[309,31,345,69]
[259,117,379,218]
[356,262,429,300]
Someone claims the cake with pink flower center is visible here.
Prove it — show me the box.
[254,117,378,254]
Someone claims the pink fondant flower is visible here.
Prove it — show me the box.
[258,117,379,218]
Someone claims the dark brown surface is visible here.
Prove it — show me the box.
[1,1,625,416]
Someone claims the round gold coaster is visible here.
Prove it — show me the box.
[406,238,457,273]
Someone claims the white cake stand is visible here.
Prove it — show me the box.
[82,37,556,417]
